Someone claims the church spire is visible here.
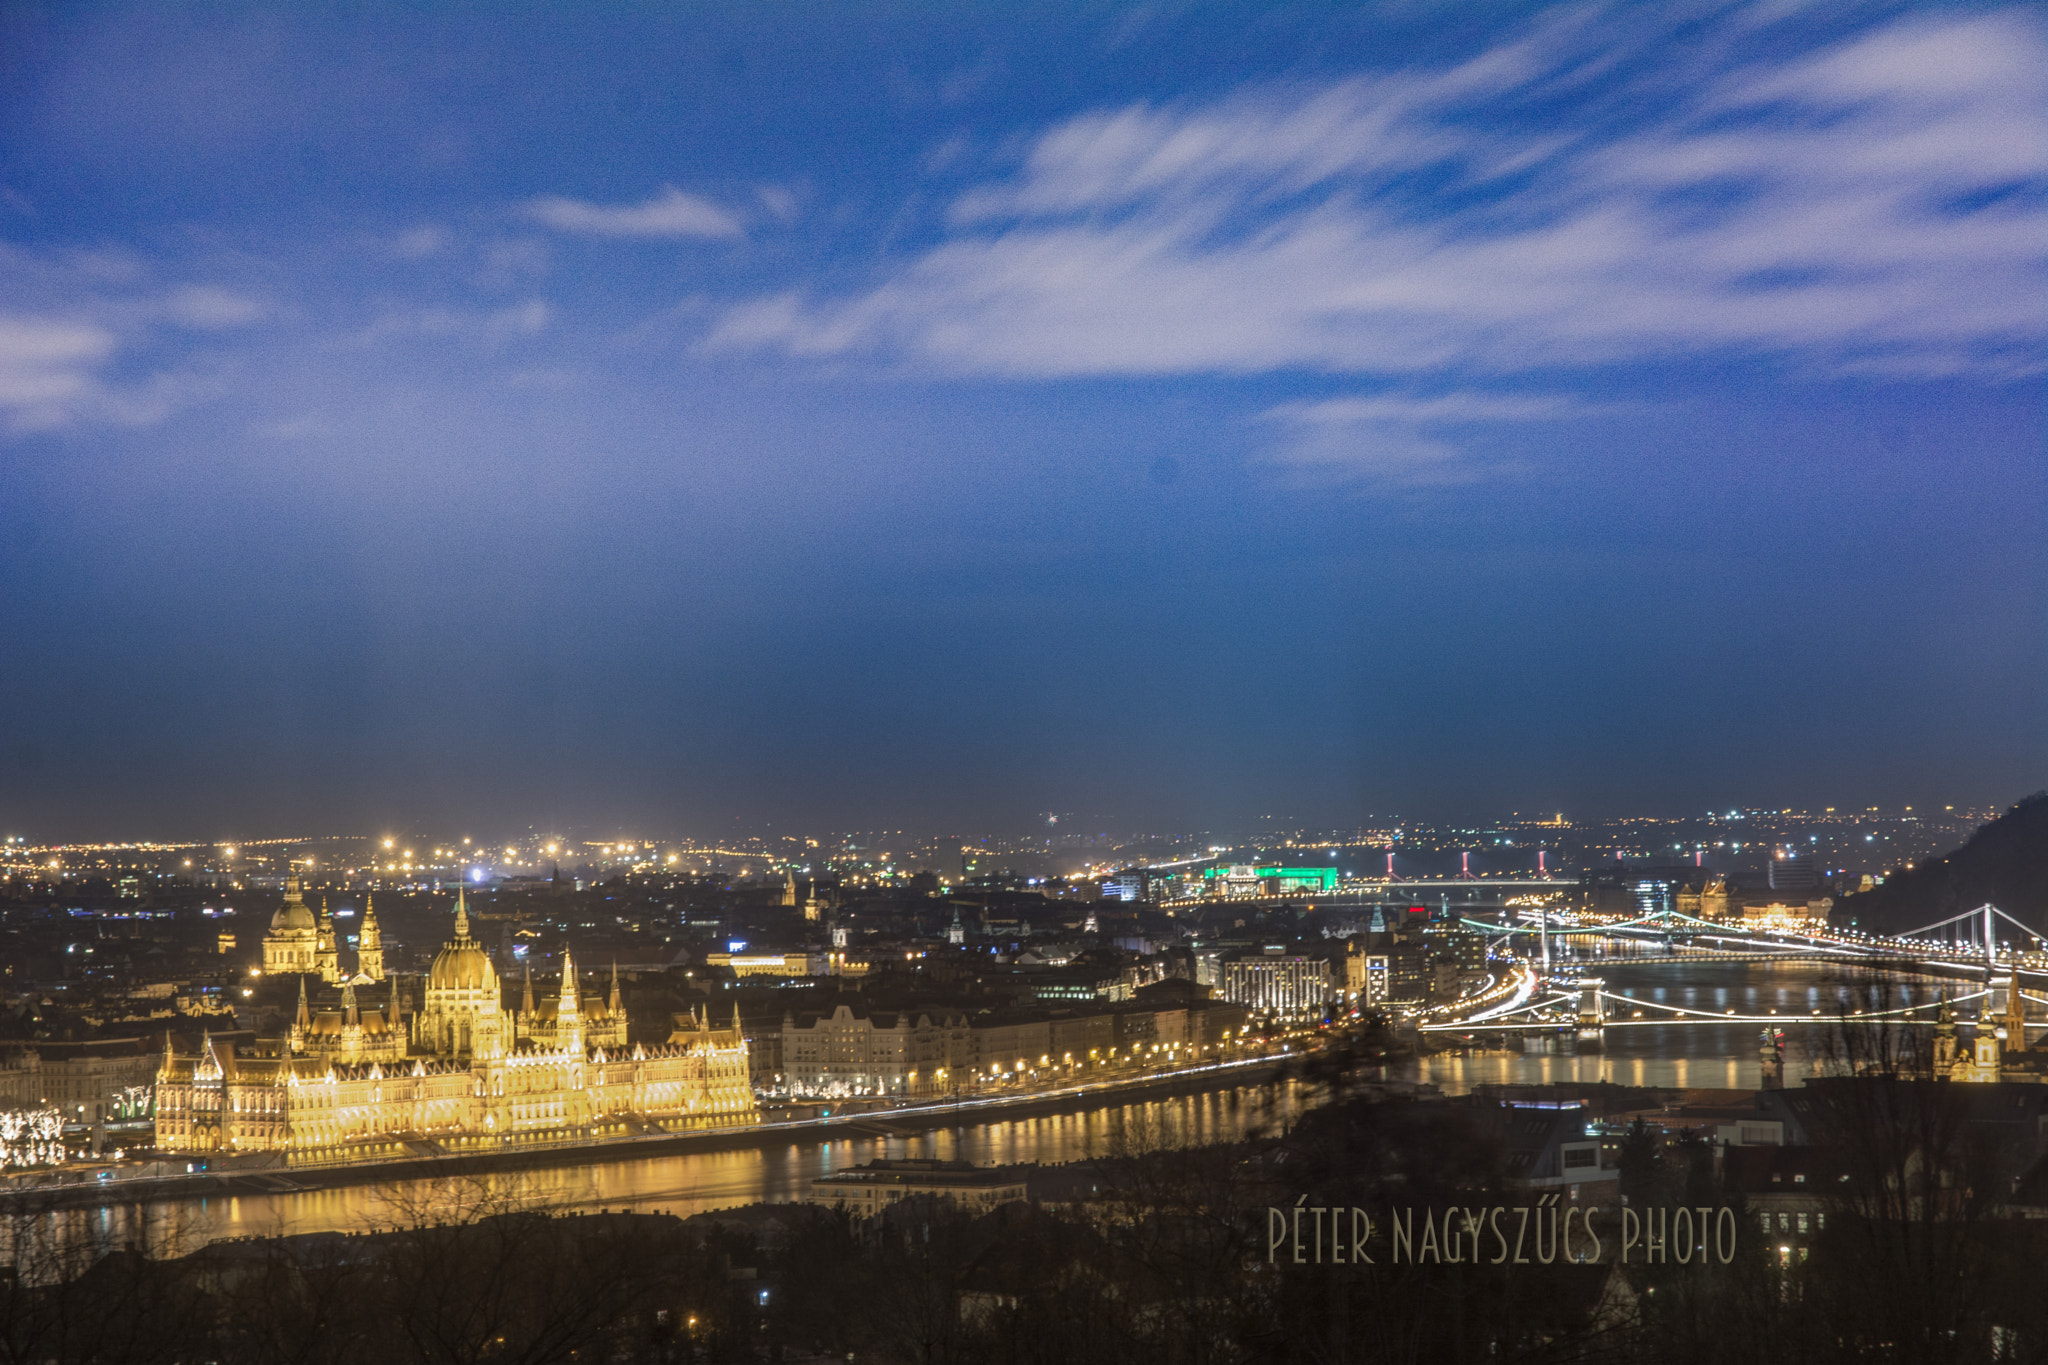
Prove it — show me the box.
[522,961,536,1017]
[609,961,621,1015]
[295,977,311,1029]
[358,893,384,981]
[557,946,585,1056]
[559,947,581,1017]
[342,980,359,1027]
[453,884,470,940]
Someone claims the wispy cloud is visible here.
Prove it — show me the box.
[525,186,744,239]
[711,8,2047,381]
[0,245,269,433]
[161,285,265,328]
[1258,390,1586,487]
[0,316,117,430]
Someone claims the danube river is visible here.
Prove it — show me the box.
[41,1079,1315,1261]
[35,958,1949,1261]
[1415,957,1956,1094]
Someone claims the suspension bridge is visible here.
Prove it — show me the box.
[1417,902,2044,1035]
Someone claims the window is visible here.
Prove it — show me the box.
[1796,1213,1808,1233]
[1778,1213,1790,1231]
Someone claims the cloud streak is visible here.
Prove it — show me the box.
[525,186,744,239]
[1257,390,1587,487]
[711,9,2048,381]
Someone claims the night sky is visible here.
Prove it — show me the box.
[1,2,2041,840]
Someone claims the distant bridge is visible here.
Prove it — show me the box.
[1413,903,2048,1033]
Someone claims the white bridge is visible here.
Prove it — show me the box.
[1417,903,2040,1034]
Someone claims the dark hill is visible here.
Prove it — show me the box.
[1834,792,2048,935]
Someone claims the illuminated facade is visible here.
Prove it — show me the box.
[261,875,320,975]
[1220,950,1332,1017]
[158,890,754,1162]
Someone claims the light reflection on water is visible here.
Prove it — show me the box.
[23,961,1955,1263]
[27,1082,1312,1261]
[1414,959,1945,1095]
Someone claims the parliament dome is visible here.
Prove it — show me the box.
[426,890,497,992]
[428,941,496,991]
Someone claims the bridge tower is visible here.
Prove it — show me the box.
[1576,978,1605,1028]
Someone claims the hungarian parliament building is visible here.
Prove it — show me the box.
[155,879,754,1162]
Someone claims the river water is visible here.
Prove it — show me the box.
[28,959,1947,1261]
[1414,957,1954,1094]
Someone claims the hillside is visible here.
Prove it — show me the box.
[1834,792,2048,935]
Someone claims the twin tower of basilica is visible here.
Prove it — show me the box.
[155,875,754,1161]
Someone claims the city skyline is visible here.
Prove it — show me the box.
[2,2,2041,837]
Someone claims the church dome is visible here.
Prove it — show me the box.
[271,879,317,934]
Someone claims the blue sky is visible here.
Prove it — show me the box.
[0,1,2042,839]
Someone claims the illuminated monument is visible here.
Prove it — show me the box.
[158,888,754,1161]
[260,874,321,975]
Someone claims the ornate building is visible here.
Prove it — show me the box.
[261,875,320,975]
[263,874,384,985]
[158,889,755,1162]
[313,898,341,983]
[1931,995,2006,1083]
[355,895,385,982]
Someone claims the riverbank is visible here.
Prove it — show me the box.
[2,1054,1301,1215]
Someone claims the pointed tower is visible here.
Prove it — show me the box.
[609,962,622,1016]
[195,1029,224,1084]
[358,894,384,982]
[1932,997,1960,1075]
[522,962,536,1019]
[315,896,341,984]
[2004,970,2027,1049]
[781,872,798,908]
[342,980,359,1028]
[947,908,965,946]
[557,946,585,1056]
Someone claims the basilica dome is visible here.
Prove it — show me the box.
[270,879,317,934]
